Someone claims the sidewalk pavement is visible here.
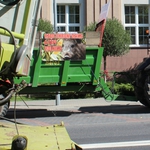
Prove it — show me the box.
[9,97,141,111]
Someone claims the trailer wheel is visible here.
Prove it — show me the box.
[0,102,9,117]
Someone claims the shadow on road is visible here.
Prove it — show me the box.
[6,109,72,119]
[5,104,150,119]
[79,104,150,114]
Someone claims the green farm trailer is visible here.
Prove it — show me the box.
[0,0,138,118]
[14,46,135,101]
[1,0,150,149]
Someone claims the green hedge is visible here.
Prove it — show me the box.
[107,81,134,96]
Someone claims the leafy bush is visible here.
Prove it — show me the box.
[37,18,53,33]
[12,92,96,101]
[107,81,134,96]
[84,22,97,31]
[84,19,131,71]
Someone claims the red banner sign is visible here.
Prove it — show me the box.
[42,33,86,61]
[44,33,83,40]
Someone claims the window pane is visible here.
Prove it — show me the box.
[125,5,149,46]
[139,16,143,24]
[126,27,135,44]
[69,5,79,23]
[57,6,65,23]
[69,5,79,14]
[125,16,129,23]
[69,26,80,32]
[125,6,129,14]
[139,27,149,44]
[125,6,135,23]
[131,6,135,14]
[57,26,65,32]
[138,6,148,24]
[144,16,148,24]
[131,15,135,23]
[57,5,80,32]
[69,15,79,23]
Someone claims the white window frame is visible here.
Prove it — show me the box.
[57,5,81,32]
[50,0,85,32]
[122,0,150,48]
[124,5,149,47]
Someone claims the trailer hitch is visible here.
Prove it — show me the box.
[0,80,27,106]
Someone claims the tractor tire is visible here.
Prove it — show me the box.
[143,75,150,107]
[134,71,150,107]
[0,102,9,117]
[134,86,147,106]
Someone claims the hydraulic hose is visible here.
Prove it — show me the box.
[0,26,17,74]
[0,89,14,106]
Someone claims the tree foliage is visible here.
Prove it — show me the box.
[37,18,53,33]
[102,18,131,58]
[84,18,131,70]
[84,22,97,31]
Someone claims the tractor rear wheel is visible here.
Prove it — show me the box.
[143,75,150,107]
[134,72,150,107]
[134,86,149,106]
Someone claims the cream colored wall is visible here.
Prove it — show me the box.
[41,0,85,30]
[85,0,148,72]
[41,0,51,20]
[86,0,94,25]
[40,0,148,72]
[41,0,122,26]
[86,0,121,25]
[113,0,121,20]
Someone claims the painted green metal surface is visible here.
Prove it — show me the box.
[14,46,137,101]
[14,47,103,91]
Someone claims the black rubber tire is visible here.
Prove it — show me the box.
[0,102,9,117]
[134,71,150,107]
[143,75,150,107]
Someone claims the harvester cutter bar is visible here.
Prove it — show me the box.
[0,122,82,150]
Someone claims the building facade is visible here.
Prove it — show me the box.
[41,0,150,71]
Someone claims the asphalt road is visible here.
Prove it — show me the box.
[2,98,150,149]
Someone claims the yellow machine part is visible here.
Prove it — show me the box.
[0,122,82,150]
[0,43,14,70]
